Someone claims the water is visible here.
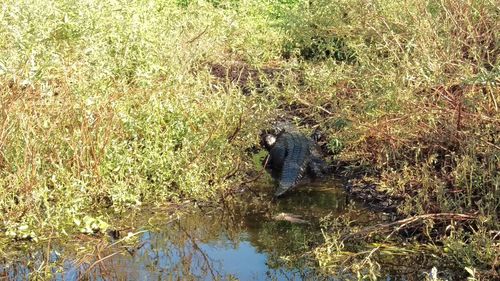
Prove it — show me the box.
[0,180,446,280]
[1,181,351,280]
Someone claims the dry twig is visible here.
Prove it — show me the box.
[342,213,477,241]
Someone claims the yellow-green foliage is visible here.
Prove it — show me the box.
[276,0,498,278]
[280,0,498,216]
[0,0,280,237]
[0,0,498,277]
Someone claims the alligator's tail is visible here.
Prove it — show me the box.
[275,162,306,197]
[273,132,310,197]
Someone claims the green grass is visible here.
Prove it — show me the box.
[0,0,498,279]
[281,0,498,278]
[0,0,280,240]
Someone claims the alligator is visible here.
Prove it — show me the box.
[262,128,329,197]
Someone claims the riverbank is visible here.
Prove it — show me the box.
[1,0,498,279]
[0,181,467,280]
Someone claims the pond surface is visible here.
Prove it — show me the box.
[81,184,349,281]
[0,180,443,280]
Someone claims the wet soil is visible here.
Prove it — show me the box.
[209,62,285,95]
[207,60,402,214]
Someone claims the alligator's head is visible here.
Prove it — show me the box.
[261,120,297,150]
[261,133,277,150]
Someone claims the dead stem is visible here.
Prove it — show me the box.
[342,213,478,241]
[77,251,122,281]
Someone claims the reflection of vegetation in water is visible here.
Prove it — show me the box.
[0,206,297,279]
[246,219,317,269]
[0,185,478,280]
[275,186,347,218]
[1,184,348,280]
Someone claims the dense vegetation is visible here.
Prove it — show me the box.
[1,0,498,279]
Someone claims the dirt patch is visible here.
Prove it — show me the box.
[208,61,300,95]
[345,179,403,213]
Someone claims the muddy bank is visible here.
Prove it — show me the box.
[206,60,405,215]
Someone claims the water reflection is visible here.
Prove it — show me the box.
[1,181,347,281]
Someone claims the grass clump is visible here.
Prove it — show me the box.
[0,0,280,241]
[278,0,498,278]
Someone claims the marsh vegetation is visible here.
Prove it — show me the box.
[0,0,498,279]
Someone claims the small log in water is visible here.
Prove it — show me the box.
[272,212,310,224]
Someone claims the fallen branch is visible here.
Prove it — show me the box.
[227,114,243,143]
[184,25,209,44]
[342,213,478,241]
[78,251,122,281]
